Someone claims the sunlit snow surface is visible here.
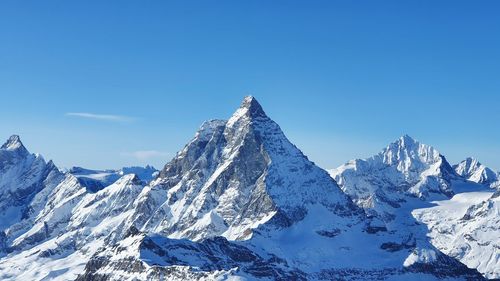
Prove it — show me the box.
[0,174,144,281]
[413,186,499,279]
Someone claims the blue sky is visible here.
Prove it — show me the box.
[1,1,499,171]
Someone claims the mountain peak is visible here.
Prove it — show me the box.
[2,135,22,149]
[397,134,419,147]
[239,96,267,118]
[377,135,451,184]
[454,157,497,185]
[1,135,28,155]
[386,135,441,159]
[455,157,482,172]
[464,157,479,165]
[226,96,269,129]
[139,94,359,242]
[382,135,429,162]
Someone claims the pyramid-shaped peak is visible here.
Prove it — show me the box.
[1,135,27,152]
[226,96,269,128]
[239,96,267,118]
[241,95,259,106]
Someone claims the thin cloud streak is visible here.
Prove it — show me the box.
[66,112,135,122]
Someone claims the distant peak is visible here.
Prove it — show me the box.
[399,134,418,145]
[381,135,444,166]
[144,164,156,170]
[385,135,420,152]
[390,135,430,151]
[1,135,28,153]
[2,135,21,147]
[464,157,478,164]
[457,157,482,170]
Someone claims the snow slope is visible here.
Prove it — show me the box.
[0,174,145,281]
[413,189,499,279]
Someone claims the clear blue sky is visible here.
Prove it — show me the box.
[1,1,499,171]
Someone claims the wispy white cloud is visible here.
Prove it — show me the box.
[66,112,134,122]
[121,150,170,160]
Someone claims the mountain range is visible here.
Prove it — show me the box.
[0,96,498,280]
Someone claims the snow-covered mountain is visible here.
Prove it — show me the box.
[329,135,457,221]
[69,165,158,192]
[77,97,482,280]
[330,136,499,279]
[0,137,149,280]
[0,173,145,280]
[454,157,499,187]
[0,98,492,280]
[128,96,361,242]
[0,135,66,233]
